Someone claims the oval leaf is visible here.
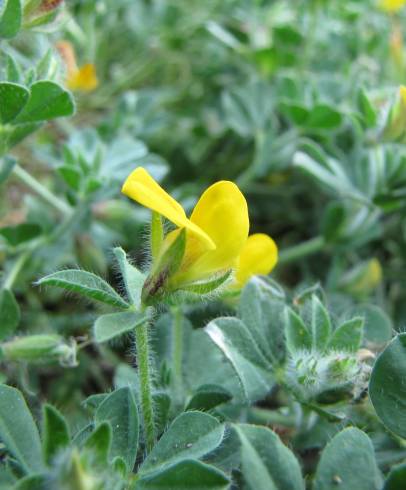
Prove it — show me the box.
[369,334,406,438]
[137,459,230,490]
[14,81,75,124]
[328,318,363,352]
[95,387,139,471]
[36,270,129,309]
[42,404,70,464]
[186,385,232,412]
[284,308,311,354]
[314,428,381,490]
[93,310,148,343]
[0,83,29,123]
[0,223,41,246]
[141,411,224,475]
[0,0,21,39]
[0,384,43,473]
[205,317,273,403]
[234,424,304,490]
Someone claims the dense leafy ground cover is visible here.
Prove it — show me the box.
[1,0,406,488]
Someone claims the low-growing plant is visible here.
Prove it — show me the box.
[1,0,406,489]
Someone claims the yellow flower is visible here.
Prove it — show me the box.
[57,41,98,92]
[66,64,98,92]
[122,167,249,286]
[234,233,278,287]
[379,0,406,13]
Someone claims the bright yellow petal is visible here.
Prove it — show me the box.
[67,64,98,92]
[122,167,215,249]
[175,181,249,283]
[235,233,278,287]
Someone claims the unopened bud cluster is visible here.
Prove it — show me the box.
[286,350,362,401]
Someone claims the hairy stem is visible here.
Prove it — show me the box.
[134,319,155,452]
[171,306,184,401]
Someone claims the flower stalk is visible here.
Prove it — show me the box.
[171,305,184,402]
[13,163,72,216]
[134,318,155,453]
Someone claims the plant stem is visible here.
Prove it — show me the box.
[279,236,325,264]
[171,306,184,401]
[237,129,265,189]
[134,319,155,453]
[2,249,31,290]
[13,164,72,216]
[247,407,296,428]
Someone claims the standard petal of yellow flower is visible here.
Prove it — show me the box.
[66,64,98,92]
[122,167,215,250]
[174,181,249,283]
[379,0,406,13]
[234,233,278,287]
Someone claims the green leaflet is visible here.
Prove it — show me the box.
[36,270,129,309]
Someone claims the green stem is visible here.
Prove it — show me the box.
[237,129,265,189]
[2,249,31,290]
[134,319,155,453]
[279,236,325,264]
[13,164,72,216]
[247,407,296,428]
[171,306,184,401]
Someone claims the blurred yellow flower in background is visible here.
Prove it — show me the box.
[57,41,98,92]
[66,64,98,92]
[340,258,383,296]
[379,0,406,13]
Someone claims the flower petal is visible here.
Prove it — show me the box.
[235,233,278,287]
[176,181,249,282]
[122,167,215,249]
